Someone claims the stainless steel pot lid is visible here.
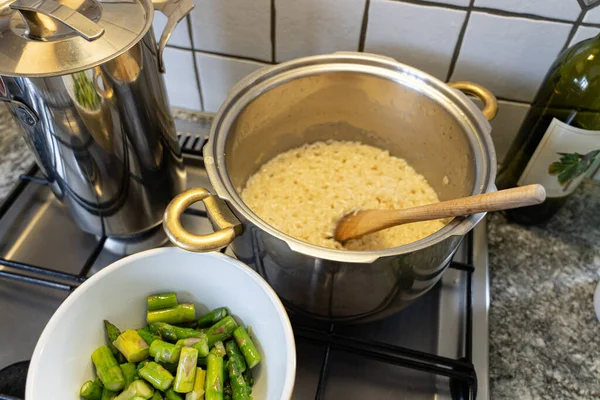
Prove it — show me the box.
[0,0,152,77]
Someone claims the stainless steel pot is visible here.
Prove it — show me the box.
[0,0,191,237]
[164,52,498,322]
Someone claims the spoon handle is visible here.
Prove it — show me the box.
[336,184,546,241]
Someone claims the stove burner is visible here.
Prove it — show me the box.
[0,360,28,399]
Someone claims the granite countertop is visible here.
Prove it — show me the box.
[1,105,600,398]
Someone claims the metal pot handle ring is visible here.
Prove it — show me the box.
[164,188,243,252]
[448,81,498,121]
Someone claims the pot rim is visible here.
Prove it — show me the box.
[204,52,497,263]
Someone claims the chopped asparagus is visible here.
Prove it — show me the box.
[148,293,178,311]
[120,362,138,388]
[94,377,105,388]
[104,320,126,364]
[101,387,118,400]
[176,335,209,357]
[136,360,151,376]
[232,327,261,369]
[228,362,249,400]
[174,347,199,393]
[150,392,163,400]
[206,316,238,347]
[165,388,184,400]
[209,341,226,358]
[114,380,154,400]
[147,304,196,325]
[139,361,175,391]
[242,369,253,388]
[92,346,125,391]
[185,368,206,400]
[150,340,182,363]
[150,322,203,342]
[197,308,228,328]
[224,341,246,375]
[176,320,199,329]
[80,379,103,400]
[138,327,162,346]
[159,361,179,375]
[205,354,224,400]
[114,330,150,363]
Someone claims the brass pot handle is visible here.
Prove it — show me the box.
[448,81,498,121]
[163,188,243,252]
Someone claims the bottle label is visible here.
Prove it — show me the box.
[517,118,600,197]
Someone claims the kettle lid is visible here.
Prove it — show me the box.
[0,0,152,77]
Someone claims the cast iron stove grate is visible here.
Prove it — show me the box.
[0,129,478,400]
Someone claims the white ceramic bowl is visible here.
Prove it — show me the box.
[25,248,296,399]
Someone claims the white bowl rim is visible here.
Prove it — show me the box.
[25,247,297,399]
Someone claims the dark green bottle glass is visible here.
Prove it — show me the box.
[497,34,600,225]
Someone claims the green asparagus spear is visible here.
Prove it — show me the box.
[148,293,178,311]
[228,362,249,400]
[139,361,175,391]
[114,380,154,400]
[138,327,162,346]
[114,330,150,363]
[150,322,203,342]
[242,369,253,388]
[165,388,184,400]
[206,316,238,347]
[159,361,179,375]
[185,367,206,400]
[173,347,198,393]
[176,320,199,329]
[95,377,104,388]
[224,341,246,375]
[80,379,103,400]
[176,335,209,357]
[136,360,151,376]
[104,320,127,364]
[120,362,138,388]
[150,392,163,400]
[147,304,196,325]
[92,346,125,391]
[205,354,224,400]
[232,327,261,369]
[150,340,182,363]
[197,308,228,328]
[131,397,148,400]
[101,387,118,400]
[209,341,226,358]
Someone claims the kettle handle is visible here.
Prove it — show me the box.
[152,0,194,73]
[164,188,243,252]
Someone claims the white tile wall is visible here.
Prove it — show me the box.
[275,0,365,62]
[365,0,466,80]
[570,26,600,47]
[162,48,202,111]
[195,53,268,113]
[474,0,581,21]
[153,13,191,48]
[162,0,600,157]
[451,13,571,102]
[584,6,600,24]
[190,0,271,61]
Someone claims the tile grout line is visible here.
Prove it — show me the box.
[185,14,205,112]
[444,0,474,82]
[167,44,275,65]
[392,0,579,25]
[271,0,277,63]
[358,0,371,52]
[561,9,586,52]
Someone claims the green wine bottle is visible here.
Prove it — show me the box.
[496,34,600,225]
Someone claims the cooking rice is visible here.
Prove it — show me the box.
[241,140,447,251]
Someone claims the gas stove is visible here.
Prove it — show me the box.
[0,117,489,400]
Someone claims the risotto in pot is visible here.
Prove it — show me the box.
[241,140,448,251]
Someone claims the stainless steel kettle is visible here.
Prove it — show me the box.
[0,0,191,238]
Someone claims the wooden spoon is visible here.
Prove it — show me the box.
[334,184,546,242]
